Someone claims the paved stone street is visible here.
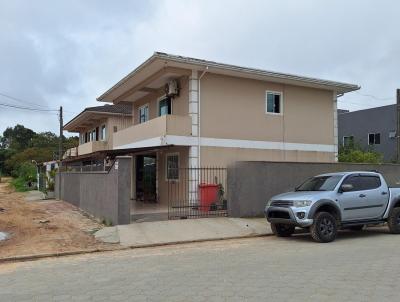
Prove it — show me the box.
[1,227,399,301]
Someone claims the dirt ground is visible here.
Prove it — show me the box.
[0,179,116,259]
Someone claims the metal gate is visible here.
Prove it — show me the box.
[168,167,228,219]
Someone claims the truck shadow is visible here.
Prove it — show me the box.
[287,226,390,243]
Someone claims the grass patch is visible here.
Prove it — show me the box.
[10,177,30,192]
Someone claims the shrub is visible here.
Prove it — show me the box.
[338,146,383,164]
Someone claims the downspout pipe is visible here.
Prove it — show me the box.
[198,67,208,168]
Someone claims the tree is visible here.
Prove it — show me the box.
[0,124,78,176]
[2,124,35,151]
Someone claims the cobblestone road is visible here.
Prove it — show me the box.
[1,227,399,301]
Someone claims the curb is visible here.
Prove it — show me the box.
[0,233,272,264]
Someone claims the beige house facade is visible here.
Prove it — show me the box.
[64,52,359,217]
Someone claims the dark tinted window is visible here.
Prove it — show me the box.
[342,175,381,191]
[296,175,343,191]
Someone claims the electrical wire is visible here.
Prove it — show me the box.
[0,102,58,112]
[0,92,51,109]
[355,91,393,101]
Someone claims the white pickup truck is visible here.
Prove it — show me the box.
[265,171,400,243]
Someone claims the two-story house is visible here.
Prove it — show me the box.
[64,52,359,218]
[63,103,132,165]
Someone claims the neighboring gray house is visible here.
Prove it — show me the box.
[338,104,397,161]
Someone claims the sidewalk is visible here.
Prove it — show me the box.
[95,217,271,247]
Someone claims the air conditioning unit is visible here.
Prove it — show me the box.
[165,80,179,97]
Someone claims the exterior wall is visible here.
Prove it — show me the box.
[197,73,335,166]
[156,146,189,205]
[56,157,131,225]
[200,73,334,145]
[228,161,400,217]
[132,76,189,125]
[338,105,397,162]
[200,146,335,167]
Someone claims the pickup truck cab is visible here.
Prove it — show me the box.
[265,171,400,242]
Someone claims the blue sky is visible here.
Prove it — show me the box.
[0,0,399,134]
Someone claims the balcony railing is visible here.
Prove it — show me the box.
[77,140,108,155]
[113,115,191,149]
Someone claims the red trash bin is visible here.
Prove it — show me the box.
[198,183,219,212]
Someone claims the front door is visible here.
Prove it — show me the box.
[338,174,388,221]
[136,155,157,202]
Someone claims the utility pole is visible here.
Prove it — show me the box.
[58,106,63,199]
[397,89,400,163]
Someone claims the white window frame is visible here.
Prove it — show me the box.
[265,91,283,115]
[158,95,173,117]
[368,132,381,145]
[165,152,179,182]
[138,103,149,124]
[342,135,354,147]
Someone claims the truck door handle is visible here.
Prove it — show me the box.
[382,192,388,195]
[359,194,366,198]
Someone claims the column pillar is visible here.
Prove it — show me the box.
[188,70,199,204]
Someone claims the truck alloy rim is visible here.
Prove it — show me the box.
[319,218,334,236]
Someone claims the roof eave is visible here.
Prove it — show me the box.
[97,52,360,102]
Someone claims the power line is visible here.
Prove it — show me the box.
[354,91,394,101]
[0,92,51,109]
[0,102,58,112]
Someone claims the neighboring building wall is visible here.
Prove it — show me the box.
[338,105,397,161]
[228,161,400,217]
[106,115,132,149]
[199,73,336,166]
[56,157,131,225]
[77,115,132,152]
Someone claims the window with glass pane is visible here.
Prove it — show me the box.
[101,125,106,140]
[266,92,281,114]
[159,97,171,116]
[368,133,380,145]
[139,105,149,124]
[166,154,179,181]
[343,136,354,148]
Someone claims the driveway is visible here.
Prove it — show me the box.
[0,227,399,301]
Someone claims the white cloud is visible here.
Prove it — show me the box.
[0,0,399,134]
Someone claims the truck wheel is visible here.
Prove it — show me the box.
[310,212,337,243]
[271,223,295,237]
[388,207,400,234]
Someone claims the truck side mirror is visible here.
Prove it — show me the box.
[340,184,353,192]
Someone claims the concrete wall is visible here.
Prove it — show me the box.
[228,161,400,218]
[56,156,131,225]
[338,105,397,162]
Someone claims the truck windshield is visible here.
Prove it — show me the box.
[295,175,343,191]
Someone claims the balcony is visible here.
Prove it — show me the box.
[113,115,192,149]
[77,140,108,155]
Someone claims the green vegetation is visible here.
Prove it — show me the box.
[338,142,383,164]
[0,124,78,190]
